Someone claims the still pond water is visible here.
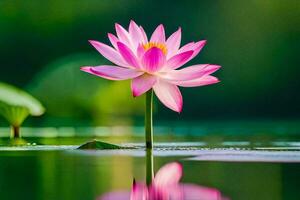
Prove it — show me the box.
[0,124,300,200]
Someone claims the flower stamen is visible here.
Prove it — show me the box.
[143,42,168,55]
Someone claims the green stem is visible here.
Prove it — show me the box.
[145,89,153,149]
[10,125,20,139]
[145,89,154,185]
[146,148,154,185]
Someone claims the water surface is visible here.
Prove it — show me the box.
[0,125,299,200]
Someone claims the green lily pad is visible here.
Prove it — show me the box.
[78,140,133,150]
[0,82,45,127]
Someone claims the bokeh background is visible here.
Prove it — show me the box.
[0,2,300,200]
[0,0,299,127]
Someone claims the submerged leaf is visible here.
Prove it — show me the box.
[78,140,133,150]
[0,82,45,126]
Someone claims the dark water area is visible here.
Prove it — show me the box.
[0,132,299,200]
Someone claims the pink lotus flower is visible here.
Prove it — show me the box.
[99,162,227,200]
[81,21,220,112]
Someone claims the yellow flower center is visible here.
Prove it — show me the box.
[143,42,168,55]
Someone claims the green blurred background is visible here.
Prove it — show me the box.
[0,0,299,127]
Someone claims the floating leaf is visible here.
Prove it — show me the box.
[78,140,134,150]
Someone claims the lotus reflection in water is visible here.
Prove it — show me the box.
[99,162,227,200]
